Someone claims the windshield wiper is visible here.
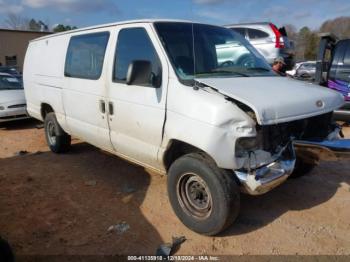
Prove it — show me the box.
[192,79,210,90]
[197,69,249,77]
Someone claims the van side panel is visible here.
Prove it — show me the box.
[24,35,70,132]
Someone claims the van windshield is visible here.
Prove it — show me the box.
[154,22,275,84]
[0,75,23,90]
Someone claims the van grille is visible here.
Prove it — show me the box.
[258,112,333,153]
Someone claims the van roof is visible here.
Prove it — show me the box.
[30,19,194,42]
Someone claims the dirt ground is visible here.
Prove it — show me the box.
[0,119,349,256]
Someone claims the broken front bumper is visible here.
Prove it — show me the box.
[235,157,295,195]
[235,139,350,195]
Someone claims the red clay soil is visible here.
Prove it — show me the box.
[0,119,349,256]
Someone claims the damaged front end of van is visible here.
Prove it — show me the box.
[234,113,349,195]
[196,77,350,195]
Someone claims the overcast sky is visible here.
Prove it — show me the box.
[1,0,349,29]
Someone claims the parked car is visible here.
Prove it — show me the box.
[0,73,29,122]
[315,34,350,121]
[225,22,295,70]
[24,20,350,235]
[286,62,301,76]
[0,66,21,78]
[293,61,316,79]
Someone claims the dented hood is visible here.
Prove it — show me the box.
[196,76,345,125]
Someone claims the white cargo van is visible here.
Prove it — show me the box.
[24,20,350,235]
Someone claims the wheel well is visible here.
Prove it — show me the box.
[163,140,210,171]
[41,103,54,120]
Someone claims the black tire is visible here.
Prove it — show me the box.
[289,158,316,179]
[220,60,235,68]
[300,73,310,79]
[237,54,254,67]
[167,153,240,236]
[44,112,71,153]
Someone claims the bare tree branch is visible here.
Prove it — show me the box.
[4,13,29,30]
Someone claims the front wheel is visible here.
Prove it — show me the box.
[44,112,71,153]
[167,153,240,236]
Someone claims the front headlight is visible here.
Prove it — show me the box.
[0,105,5,110]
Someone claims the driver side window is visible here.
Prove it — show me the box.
[113,27,162,86]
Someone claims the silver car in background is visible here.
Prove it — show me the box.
[0,73,29,122]
[225,22,295,70]
[295,61,316,79]
[286,61,316,80]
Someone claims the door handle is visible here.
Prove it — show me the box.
[99,100,106,114]
[108,102,114,115]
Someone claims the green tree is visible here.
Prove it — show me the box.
[28,19,40,31]
[304,32,319,60]
[299,26,311,36]
[53,24,77,32]
[296,26,313,61]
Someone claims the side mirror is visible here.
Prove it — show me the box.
[126,60,161,88]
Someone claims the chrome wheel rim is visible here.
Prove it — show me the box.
[177,173,212,219]
[47,121,57,145]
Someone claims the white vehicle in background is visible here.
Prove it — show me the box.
[0,73,29,122]
[287,61,316,79]
[225,22,296,70]
[286,62,301,76]
[23,20,350,236]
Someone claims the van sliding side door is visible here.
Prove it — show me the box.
[63,31,114,151]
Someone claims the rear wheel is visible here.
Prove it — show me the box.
[44,112,71,153]
[167,153,240,236]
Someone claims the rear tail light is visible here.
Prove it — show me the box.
[270,23,285,48]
